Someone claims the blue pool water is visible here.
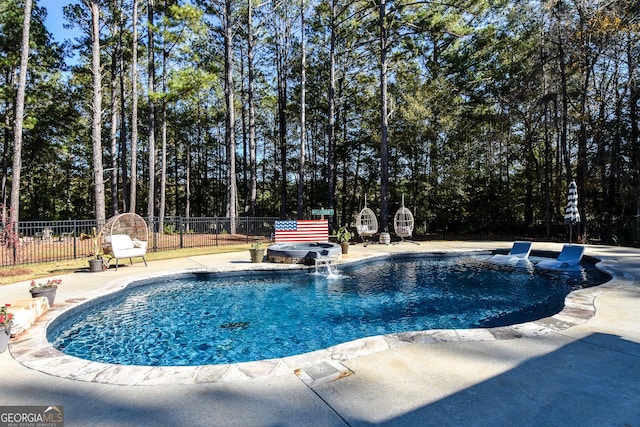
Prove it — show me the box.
[48,255,608,366]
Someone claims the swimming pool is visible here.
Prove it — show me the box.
[48,255,608,366]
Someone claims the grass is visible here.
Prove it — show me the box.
[0,245,250,286]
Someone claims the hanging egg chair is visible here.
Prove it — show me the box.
[356,195,378,244]
[101,213,149,242]
[393,194,419,244]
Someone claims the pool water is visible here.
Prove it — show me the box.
[48,255,607,366]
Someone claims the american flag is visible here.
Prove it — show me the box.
[274,220,329,243]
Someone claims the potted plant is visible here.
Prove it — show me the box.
[29,278,62,307]
[81,227,108,272]
[0,303,13,353]
[335,226,352,254]
[249,241,265,263]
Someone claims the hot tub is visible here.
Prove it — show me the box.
[267,242,342,264]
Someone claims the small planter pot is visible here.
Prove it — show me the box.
[379,232,391,245]
[249,248,265,263]
[340,241,349,254]
[0,324,11,353]
[89,258,105,272]
[29,286,57,306]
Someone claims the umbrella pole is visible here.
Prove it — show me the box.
[569,224,572,243]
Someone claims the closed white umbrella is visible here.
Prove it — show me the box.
[564,180,581,242]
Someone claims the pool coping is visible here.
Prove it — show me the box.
[7,249,631,386]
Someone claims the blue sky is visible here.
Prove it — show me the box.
[39,0,80,45]
[39,0,82,65]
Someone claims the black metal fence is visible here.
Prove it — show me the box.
[1,217,278,268]
[2,215,638,268]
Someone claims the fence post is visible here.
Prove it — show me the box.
[12,221,18,265]
[149,216,157,250]
[73,219,77,259]
[179,216,184,249]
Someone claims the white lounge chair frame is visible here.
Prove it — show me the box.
[356,195,378,244]
[537,244,585,270]
[489,241,532,264]
[393,194,419,244]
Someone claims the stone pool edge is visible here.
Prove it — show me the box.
[8,251,628,386]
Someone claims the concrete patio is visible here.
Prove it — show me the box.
[1,241,639,426]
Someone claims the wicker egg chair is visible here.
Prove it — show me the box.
[393,195,419,244]
[356,195,378,244]
[101,213,149,269]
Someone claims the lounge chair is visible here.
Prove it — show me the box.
[489,241,532,264]
[536,244,585,270]
[103,234,148,270]
[100,213,150,270]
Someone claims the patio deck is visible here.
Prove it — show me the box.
[1,241,638,426]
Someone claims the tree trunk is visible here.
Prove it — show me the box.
[88,0,105,227]
[159,100,167,234]
[224,0,237,233]
[576,9,594,243]
[10,0,32,239]
[118,2,129,213]
[240,51,248,213]
[277,58,287,218]
[109,23,119,217]
[186,135,191,221]
[2,83,13,218]
[272,1,291,219]
[247,0,257,217]
[629,33,640,236]
[327,0,336,224]
[297,0,306,219]
[159,1,168,236]
[147,0,156,226]
[557,34,571,183]
[540,21,551,238]
[378,0,390,232]
[130,0,139,213]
